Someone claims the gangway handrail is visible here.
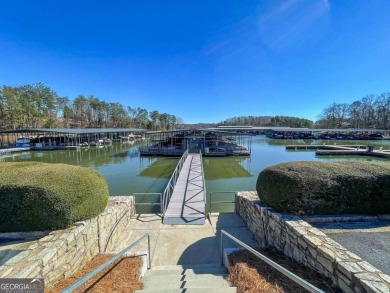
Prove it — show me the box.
[200,150,207,207]
[61,233,151,293]
[162,150,188,217]
[220,230,324,293]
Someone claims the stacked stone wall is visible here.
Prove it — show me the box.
[236,191,390,293]
[0,196,134,286]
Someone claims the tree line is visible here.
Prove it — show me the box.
[316,92,390,129]
[219,115,314,128]
[0,83,183,130]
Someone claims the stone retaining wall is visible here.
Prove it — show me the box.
[236,191,390,293]
[0,196,135,286]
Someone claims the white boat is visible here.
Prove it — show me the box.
[103,138,112,145]
[90,140,103,146]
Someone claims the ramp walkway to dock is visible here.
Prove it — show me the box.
[163,153,206,225]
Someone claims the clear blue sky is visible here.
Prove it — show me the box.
[1,1,390,123]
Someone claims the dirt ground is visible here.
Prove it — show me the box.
[228,247,341,293]
[46,254,143,293]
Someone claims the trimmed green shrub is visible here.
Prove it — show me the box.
[256,161,390,214]
[0,162,109,232]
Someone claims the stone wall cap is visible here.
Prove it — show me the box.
[302,214,384,224]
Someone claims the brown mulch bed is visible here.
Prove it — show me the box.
[46,254,143,293]
[228,247,341,293]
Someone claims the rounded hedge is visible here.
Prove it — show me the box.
[256,161,390,215]
[0,162,109,232]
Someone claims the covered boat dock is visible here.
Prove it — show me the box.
[139,129,252,157]
[0,128,147,149]
[209,126,388,140]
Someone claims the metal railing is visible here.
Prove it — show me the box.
[61,233,151,293]
[208,191,237,214]
[200,150,207,208]
[133,193,163,214]
[220,230,324,293]
[162,150,188,216]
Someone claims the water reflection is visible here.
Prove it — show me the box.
[139,158,179,178]
[137,156,253,180]
[203,157,252,179]
[1,141,147,195]
[2,142,139,167]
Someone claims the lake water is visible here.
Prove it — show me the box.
[2,136,389,212]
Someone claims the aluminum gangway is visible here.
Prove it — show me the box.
[162,152,206,225]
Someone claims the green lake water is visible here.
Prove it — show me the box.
[2,136,389,212]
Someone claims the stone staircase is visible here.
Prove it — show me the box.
[135,263,236,293]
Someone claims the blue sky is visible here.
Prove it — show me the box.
[1,0,390,123]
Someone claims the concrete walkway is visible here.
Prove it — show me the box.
[107,213,258,266]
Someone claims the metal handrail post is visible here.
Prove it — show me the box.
[220,229,224,264]
[200,151,206,204]
[164,191,167,214]
[163,192,166,216]
[220,230,324,293]
[163,190,167,214]
[209,194,211,215]
[162,191,165,214]
[160,194,163,214]
[147,234,151,269]
[234,192,237,213]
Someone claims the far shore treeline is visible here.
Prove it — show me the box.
[1,83,389,131]
[316,93,390,129]
[0,83,183,131]
[220,92,390,130]
[220,116,314,128]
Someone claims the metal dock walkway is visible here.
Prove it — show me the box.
[163,154,206,225]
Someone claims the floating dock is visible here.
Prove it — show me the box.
[203,150,251,157]
[287,144,390,158]
[163,154,206,225]
[286,145,366,150]
[316,149,390,158]
[0,147,31,156]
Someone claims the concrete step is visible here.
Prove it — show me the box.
[143,278,233,289]
[135,288,237,293]
[150,263,223,270]
[163,216,205,225]
[143,273,227,283]
[145,267,227,276]
[136,264,236,293]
